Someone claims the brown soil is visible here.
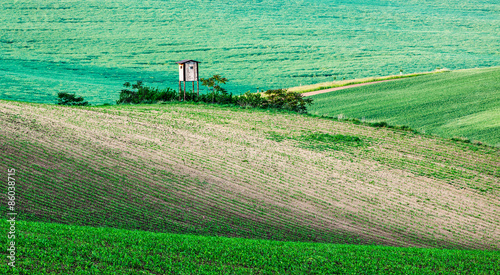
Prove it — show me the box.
[0,101,498,249]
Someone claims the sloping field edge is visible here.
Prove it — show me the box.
[289,69,451,94]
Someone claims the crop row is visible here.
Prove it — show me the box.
[0,101,498,250]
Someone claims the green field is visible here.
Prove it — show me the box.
[307,67,500,147]
[2,1,500,272]
[1,100,499,273]
[1,0,499,104]
[2,220,499,274]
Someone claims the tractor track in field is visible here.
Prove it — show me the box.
[301,79,402,97]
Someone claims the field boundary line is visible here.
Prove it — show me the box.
[301,79,403,97]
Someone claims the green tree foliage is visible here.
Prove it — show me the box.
[200,74,230,103]
[56,92,90,106]
[116,81,178,104]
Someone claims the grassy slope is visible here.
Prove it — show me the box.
[0,100,498,252]
[1,0,499,104]
[307,67,500,146]
[2,220,499,274]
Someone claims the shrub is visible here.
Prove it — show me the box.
[56,92,90,106]
[236,91,267,108]
[116,81,178,104]
[261,89,313,113]
[155,87,179,102]
[451,136,471,144]
[392,125,414,132]
[370,121,389,128]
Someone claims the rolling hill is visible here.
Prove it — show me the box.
[2,0,499,273]
[306,67,500,147]
[1,100,498,249]
[1,100,499,272]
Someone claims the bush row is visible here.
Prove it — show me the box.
[116,81,313,113]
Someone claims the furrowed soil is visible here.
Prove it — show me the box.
[0,101,499,250]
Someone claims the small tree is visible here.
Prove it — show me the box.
[262,89,313,113]
[56,92,89,106]
[200,74,228,103]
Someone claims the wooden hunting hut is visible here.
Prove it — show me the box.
[175,59,200,100]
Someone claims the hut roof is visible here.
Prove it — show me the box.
[175,59,200,64]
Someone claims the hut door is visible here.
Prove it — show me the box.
[186,62,196,81]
